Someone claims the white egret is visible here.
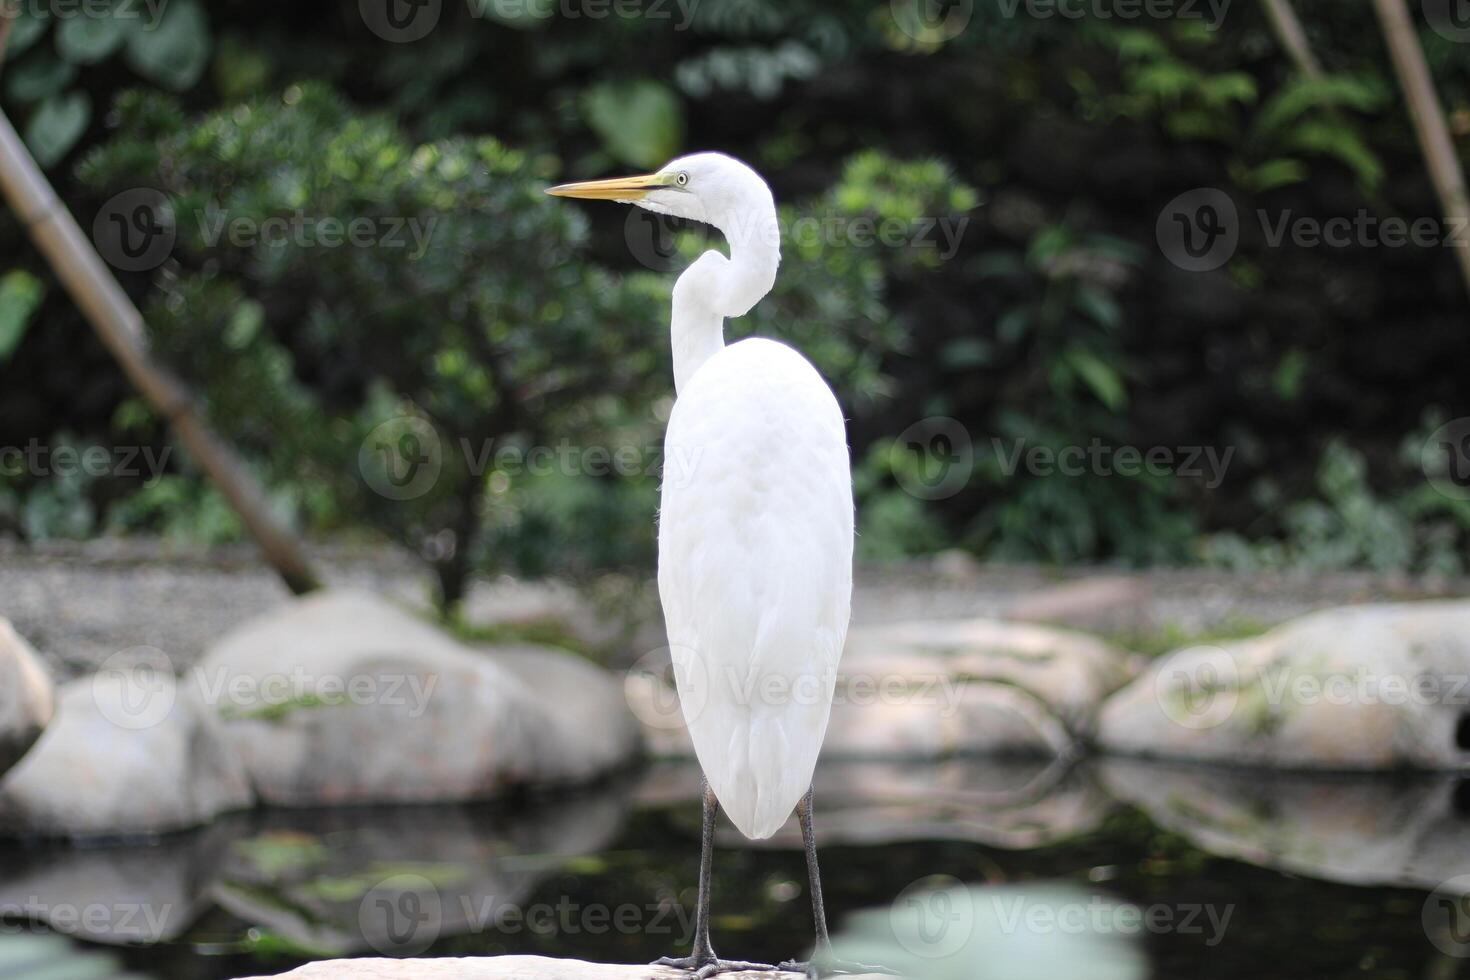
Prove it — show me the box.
[548,154,881,978]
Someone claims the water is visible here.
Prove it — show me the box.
[0,758,1461,979]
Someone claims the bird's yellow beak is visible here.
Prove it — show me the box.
[545,172,673,201]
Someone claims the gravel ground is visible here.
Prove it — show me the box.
[2,539,1466,680]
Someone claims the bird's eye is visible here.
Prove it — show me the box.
[675,172,689,187]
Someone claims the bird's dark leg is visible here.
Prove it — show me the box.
[779,789,895,979]
[653,777,775,979]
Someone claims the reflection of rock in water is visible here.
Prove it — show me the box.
[211,785,631,956]
[0,818,239,945]
[637,758,1113,851]
[1101,758,1470,892]
[0,784,629,956]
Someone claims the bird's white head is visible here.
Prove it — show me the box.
[547,152,781,392]
[546,152,776,249]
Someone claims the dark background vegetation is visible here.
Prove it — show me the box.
[2,0,1469,605]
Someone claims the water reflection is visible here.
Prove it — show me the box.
[638,757,1114,850]
[1100,759,1470,894]
[0,758,1463,976]
[0,785,631,954]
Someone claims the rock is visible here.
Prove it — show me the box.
[195,590,640,806]
[1100,759,1470,893]
[842,619,1139,739]
[629,618,1137,762]
[0,670,252,838]
[1097,600,1470,769]
[236,956,884,979]
[1003,575,1153,635]
[459,575,665,659]
[0,620,54,778]
[823,682,1072,759]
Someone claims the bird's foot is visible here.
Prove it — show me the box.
[653,954,779,979]
[778,957,898,978]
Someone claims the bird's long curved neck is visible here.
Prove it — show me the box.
[671,204,780,394]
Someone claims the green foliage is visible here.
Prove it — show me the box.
[1086,23,1388,193]
[1204,425,1470,576]
[2,0,212,166]
[582,80,684,169]
[0,270,43,362]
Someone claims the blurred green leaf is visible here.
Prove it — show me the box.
[582,80,683,170]
[23,90,91,167]
[1064,346,1127,411]
[4,7,49,58]
[0,270,44,363]
[4,53,76,104]
[56,11,132,64]
[124,0,210,91]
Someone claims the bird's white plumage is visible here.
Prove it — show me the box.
[658,337,853,840]
[546,150,853,843]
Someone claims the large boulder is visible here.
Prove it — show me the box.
[194,590,640,806]
[628,618,1137,760]
[1097,601,1470,769]
[0,670,252,837]
[0,620,54,778]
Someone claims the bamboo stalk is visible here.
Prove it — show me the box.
[1260,0,1324,81]
[0,109,321,594]
[1372,0,1470,302]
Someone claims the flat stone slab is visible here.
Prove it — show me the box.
[235,955,887,979]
